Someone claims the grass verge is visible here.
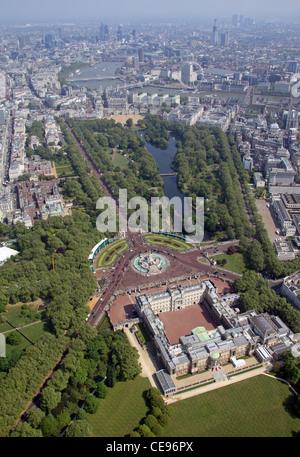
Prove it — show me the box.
[212,252,247,275]
[144,234,193,251]
[95,239,129,268]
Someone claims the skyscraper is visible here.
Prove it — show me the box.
[133,56,139,69]
[99,23,104,41]
[117,25,122,42]
[211,19,218,45]
[104,24,109,41]
[232,14,238,26]
[44,34,54,48]
[138,48,144,63]
[220,32,229,46]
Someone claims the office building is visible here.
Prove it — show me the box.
[117,25,122,41]
[285,110,299,129]
[211,19,219,45]
[99,23,104,41]
[104,24,109,41]
[274,239,295,260]
[253,172,265,188]
[281,271,300,309]
[272,195,296,236]
[138,48,144,63]
[243,155,253,170]
[232,14,238,26]
[181,62,197,84]
[288,61,299,73]
[220,32,230,46]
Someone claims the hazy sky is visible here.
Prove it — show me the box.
[1,0,300,23]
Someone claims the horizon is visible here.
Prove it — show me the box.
[0,0,300,25]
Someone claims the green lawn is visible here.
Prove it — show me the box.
[96,312,112,332]
[163,375,300,437]
[87,376,151,437]
[0,302,41,333]
[55,165,74,177]
[4,321,50,355]
[112,151,130,170]
[136,322,150,344]
[144,234,193,251]
[212,252,247,274]
[95,239,129,268]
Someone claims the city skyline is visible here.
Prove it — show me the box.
[1,0,300,24]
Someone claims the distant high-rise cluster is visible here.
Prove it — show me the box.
[211,19,229,47]
[99,23,109,41]
[232,14,254,27]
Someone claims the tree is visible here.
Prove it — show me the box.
[48,369,70,392]
[41,387,62,414]
[41,415,58,437]
[111,339,142,381]
[146,387,161,402]
[150,406,162,418]
[126,118,133,128]
[279,352,300,385]
[10,421,42,437]
[26,407,45,429]
[76,407,88,421]
[137,424,155,437]
[66,420,92,437]
[144,414,158,430]
[95,382,107,399]
[74,358,90,385]
[130,431,141,437]
[294,395,300,417]
[84,394,99,414]
[56,409,71,430]
[106,365,117,387]
[246,239,264,271]
[6,331,22,346]
[151,422,164,437]
[146,389,165,409]
[227,246,236,255]
[157,412,170,427]
[86,335,108,361]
